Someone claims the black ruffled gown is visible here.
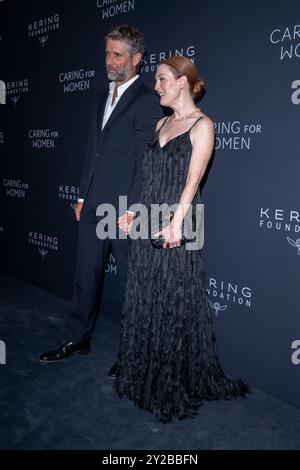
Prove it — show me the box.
[115,118,249,422]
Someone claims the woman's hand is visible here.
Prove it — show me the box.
[118,212,134,235]
[152,222,182,249]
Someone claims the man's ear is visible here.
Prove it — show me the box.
[133,52,142,68]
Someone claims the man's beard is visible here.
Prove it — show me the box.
[107,69,126,82]
[106,61,133,82]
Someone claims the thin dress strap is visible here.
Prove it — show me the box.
[188,116,204,133]
[156,116,170,133]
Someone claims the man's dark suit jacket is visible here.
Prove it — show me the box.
[79,78,163,210]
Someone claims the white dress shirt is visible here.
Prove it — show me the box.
[101,74,139,130]
[78,75,140,204]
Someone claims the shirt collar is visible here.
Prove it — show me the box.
[108,74,139,96]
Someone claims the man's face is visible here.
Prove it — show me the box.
[105,39,138,84]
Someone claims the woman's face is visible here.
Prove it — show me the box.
[155,64,182,107]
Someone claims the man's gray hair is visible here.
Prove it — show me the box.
[105,24,145,58]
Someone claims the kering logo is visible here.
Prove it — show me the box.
[28,231,59,253]
[59,69,95,93]
[291,340,300,365]
[291,80,300,104]
[3,178,29,198]
[58,184,79,202]
[270,24,300,60]
[0,130,3,144]
[207,277,252,309]
[141,45,196,74]
[208,301,228,317]
[6,78,29,105]
[287,237,300,255]
[28,13,60,45]
[259,207,300,235]
[96,0,135,19]
[105,253,117,275]
[214,121,262,151]
[28,129,59,149]
[38,249,48,258]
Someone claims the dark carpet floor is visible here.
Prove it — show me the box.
[1,273,300,450]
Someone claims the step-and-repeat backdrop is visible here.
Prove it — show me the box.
[1,0,299,407]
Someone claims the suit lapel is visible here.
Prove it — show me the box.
[96,89,109,135]
[101,78,142,131]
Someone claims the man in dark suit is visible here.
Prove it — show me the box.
[39,25,162,367]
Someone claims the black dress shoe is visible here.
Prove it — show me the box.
[39,339,91,363]
[107,361,119,379]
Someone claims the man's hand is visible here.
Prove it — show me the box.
[118,212,134,235]
[75,201,84,222]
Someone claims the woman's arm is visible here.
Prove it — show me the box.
[172,116,215,227]
[155,116,215,248]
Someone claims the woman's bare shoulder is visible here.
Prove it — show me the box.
[190,113,215,144]
[155,116,168,131]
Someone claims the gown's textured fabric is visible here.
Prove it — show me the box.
[115,119,249,422]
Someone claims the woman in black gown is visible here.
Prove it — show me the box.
[115,56,249,422]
